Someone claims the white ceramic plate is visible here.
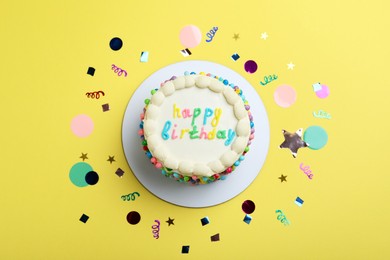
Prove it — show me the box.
[122,60,269,208]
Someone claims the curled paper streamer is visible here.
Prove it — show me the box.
[260,74,278,86]
[121,192,140,201]
[152,220,160,239]
[111,64,128,77]
[275,210,290,226]
[86,91,105,99]
[206,26,218,42]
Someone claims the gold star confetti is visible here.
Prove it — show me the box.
[279,174,287,182]
[80,153,88,161]
[166,217,175,226]
[233,33,240,40]
[107,155,116,164]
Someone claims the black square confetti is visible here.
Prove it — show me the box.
[201,216,210,226]
[80,214,89,223]
[115,168,124,177]
[87,67,95,76]
[181,245,190,254]
[210,233,220,242]
[102,103,110,112]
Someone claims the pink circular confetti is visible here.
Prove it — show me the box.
[179,25,202,48]
[274,85,297,108]
[71,114,94,137]
[316,84,330,98]
[244,60,258,74]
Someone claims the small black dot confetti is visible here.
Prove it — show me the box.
[115,168,124,177]
[181,246,190,254]
[110,37,123,51]
[79,214,89,223]
[210,233,220,242]
[102,103,110,112]
[126,211,141,225]
[242,200,256,214]
[85,171,99,185]
[86,67,95,76]
[200,216,210,226]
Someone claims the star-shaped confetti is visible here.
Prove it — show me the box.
[166,217,175,226]
[107,155,116,164]
[80,153,88,161]
[287,62,295,70]
[233,33,240,40]
[279,129,309,158]
[279,174,287,182]
[261,32,268,40]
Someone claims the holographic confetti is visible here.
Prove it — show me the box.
[275,210,290,225]
[121,192,140,201]
[102,103,110,112]
[111,64,127,77]
[231,53,240,61]
[244,60,258,74]
[86,67,95,76]
[181,246,190,254]
[279,129,309,158]
[260,74,278,86]
[115,168,124,177]
[86,91,105,99]
[200,217,210,226]
[300,163,314,179]
[140,51,149,62]
[205,26,218,42]
[242,200,256,214]
[79,214,89,223]
[126,211,141,225]
[210,233,220,242]
[151,220,160,239]
[295,197,304,207]
[180,48,192,57]
[109,37,123,51]
[243,214,252,224]
[312,83,330,98]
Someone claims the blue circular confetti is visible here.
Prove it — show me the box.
[109,37,123,51]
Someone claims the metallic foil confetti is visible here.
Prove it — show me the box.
[102,103,110,112]
[295,197,304,207]
[210,233,220,242]
[126,211,141,225]
[242,200,255,214]
[200,217,210,226]
[79,214,89,223]
[87,67,95,76]
[181,246,190,254]
[140,51,149,62]
[109,37,123,51]
[243,214,252,224]
[115,168,124,177]
[231,53,240,61]
[244,60,258,74]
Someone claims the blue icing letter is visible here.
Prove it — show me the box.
[224,129,236,146]
[161,121,172,140]
[203,108,213,125]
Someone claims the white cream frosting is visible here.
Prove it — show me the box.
[143,75,250,177]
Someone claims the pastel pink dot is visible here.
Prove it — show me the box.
[274,85,297,108]
[316,84,330,99]
[70,114,94,138]
[179,25,202,48]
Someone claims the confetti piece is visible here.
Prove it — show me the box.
[313,110,331,119]
[312,82,322,92]
[242,200,256,214]
[121,192,140,201]
[233,33,240,40]
[261,32,268,40]
[279,129,308,158]
[102,103,110,112]
[80,153,88,161]
[69,162,93,187]
[179,25,202,48]
[107,155,115,164]
[181,246,190,254]
[86,67,95,76]
[278,174,287,182]
[287,62,295,70]
[166,217,174,226]
[115,168,124,177]
[71,114,94,138]
[210,233,220,242]
[260,74,278,86]
[243,214,252,224]
[313,83,330,98]
[85,171,99,185]
[79,214,89,223]
[109,37,123,51]
[180,48,192,57]
[303,126,328,150]
[244,60,258,74]
[300,163,314,179]
[140,51,149,62]
[126,211,141,225]
[295,197,304,207]
[276,210,291,225]
[111,64,127,77]
[200,217,210,226]
[205,26,218,42]
[231,53,240,61]
[274,85,297,108]
[152,220,160,239]
[86,91,105,99]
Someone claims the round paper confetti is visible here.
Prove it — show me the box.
[69,162,93,187]
[244,60,258,74]
[110,37,123,51]
[274,85,297,108]
[70,114,94,138]
[127,211,141,225]
[85,171,99,185]
[242,200,256,214]
[316,84,330,98]
[179,25,202,48]
[303,126,328,150]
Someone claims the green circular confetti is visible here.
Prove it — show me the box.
[303,126,328,150]
[69,162,93,187]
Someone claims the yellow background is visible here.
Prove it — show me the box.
[1,0,389,259]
